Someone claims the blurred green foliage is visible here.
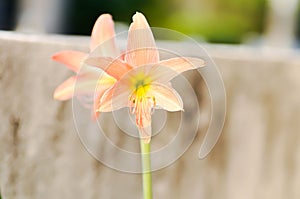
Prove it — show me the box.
[161,0,267,43]
[66,0,267,44]
[296,2,300,44]
[64,0,149,35]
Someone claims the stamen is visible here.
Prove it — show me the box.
[128,80,157,129]
[129,92,156,119]
[151,96,156,114]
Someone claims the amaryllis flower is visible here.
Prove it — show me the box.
[84,12,206,142]
[52,14,119,119]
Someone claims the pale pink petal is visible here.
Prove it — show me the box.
[98,82,131,112]
[140,57,206,83]
[92,110,100,121]
[159,57,205,74]
[85,57,132,80]
[117,64,177,86]
[146,64,178,83]
[138,119,152,143]
[147,83,183,112]
[54,76,77,100]
[54,70,116,101]
[52,51,87,73]
[135,99,152,143]
[79,65,117,84]
[91,91,104,120]
[90,14,119,57]
[125,12,159,67]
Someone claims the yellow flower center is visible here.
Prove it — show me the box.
[128,73,156,127]
[130,73,152,93]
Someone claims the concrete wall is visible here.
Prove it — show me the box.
[0,31,300,199]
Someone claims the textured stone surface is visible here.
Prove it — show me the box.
[0,31,300,199]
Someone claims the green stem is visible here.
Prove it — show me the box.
[140,139,152,199]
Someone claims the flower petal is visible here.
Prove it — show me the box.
[90,14,119,57]
[54,76,77,100]
[85,57,132,80]
[91,91,105,120]
[97,87,113,112]
[125,12,159,67]
[98,82,131,112]
[159,57,205,74]
[52,51,87,73]
[54,69,116,101]
[148,83,183,112]
[138,119,152,143]
[142,57,206,83]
